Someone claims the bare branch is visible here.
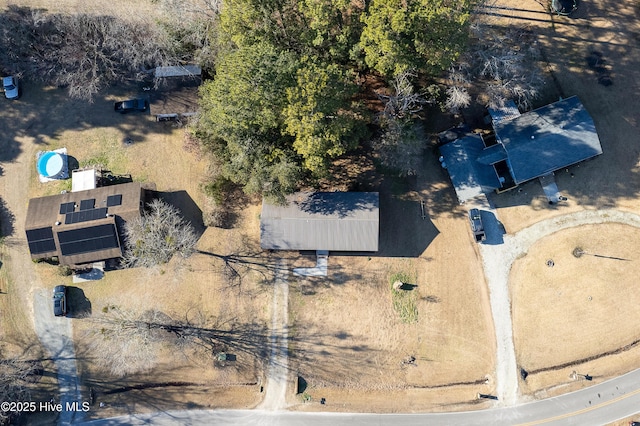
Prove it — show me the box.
[121,199,198,268]
[377,70,428,121]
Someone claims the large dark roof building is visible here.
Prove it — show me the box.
[25,182,145,266]
[440,96,603,203]
[493,96,602,184]
[260,192,379,251]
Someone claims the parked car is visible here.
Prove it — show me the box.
[114,98,148,113]
[630,422,640,426]
[53,285,67,317]
[551,0,577,15]
[2,76,19,99]
[468,208,486,243]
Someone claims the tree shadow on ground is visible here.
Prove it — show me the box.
[0,196,16,237]
[156,190,205,238]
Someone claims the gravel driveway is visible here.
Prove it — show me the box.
[34,289,85,425]
[258,259,290,410]
[478,208,640,405]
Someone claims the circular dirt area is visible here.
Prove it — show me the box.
[511,223,640,374]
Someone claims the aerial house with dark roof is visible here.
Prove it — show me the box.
[25,182,145,266]
[260,192,379,252]
[439,96,603,203]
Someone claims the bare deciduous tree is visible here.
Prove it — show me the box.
[0,349,39,424]
[443,64,472,113]
[378,70,428,121]
[87,306,266,376]
[87,308,172,376]
[372,70,428,176]
[372,118,425,177]
[445,25,545,111]
[121,199,198,268]
[0,6,174,101]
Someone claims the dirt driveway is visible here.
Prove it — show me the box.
[33,289,84,424]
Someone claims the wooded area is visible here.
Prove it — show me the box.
[193,0,476,200]
[0,0,544,199]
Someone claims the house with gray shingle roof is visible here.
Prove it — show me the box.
[440,96,602,203]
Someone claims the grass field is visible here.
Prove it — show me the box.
[511,223,640,397]
[2,0,640,417]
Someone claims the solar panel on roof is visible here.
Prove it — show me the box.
[79,199,95,210]
[64,207,108,224]
[26,227,57,254]
[59,202,75,215]
[106,194,122,207]
[26,227,54,241]
[58,223,120,256]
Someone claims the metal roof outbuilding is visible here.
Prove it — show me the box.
[260,192,379,251]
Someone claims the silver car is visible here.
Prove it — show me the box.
[3,76,19,99]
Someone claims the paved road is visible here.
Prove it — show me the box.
[34,290,85,425]
[78,367,640,425]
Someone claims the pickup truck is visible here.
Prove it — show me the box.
[469,208,486,243]
[114,98,148,113]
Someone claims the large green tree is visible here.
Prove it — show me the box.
[219,0,304,51]
[360,0,473,77]
[296,0,364,63]
[196,42,303,201]
[284,59,367,175]
[197,0,476,199]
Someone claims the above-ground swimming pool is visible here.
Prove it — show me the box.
[37,152,64,178]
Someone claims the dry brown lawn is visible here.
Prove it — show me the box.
[511,223,640,397]
[35,123,269,416]
[3,0,640,418]
[0,74,269,416]
[288,159,497,412]
[480,0,640,400]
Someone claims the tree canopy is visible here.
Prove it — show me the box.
[284,59,368,174]
[360,0,474,78]
[195,0,476,198]
[196,42,303,200]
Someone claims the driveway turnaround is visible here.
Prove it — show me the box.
[479,208,640,405]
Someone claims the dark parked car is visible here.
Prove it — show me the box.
[3,76,19,99]
[551,0,577,15]
[114,98,148,113]
[53,285,67,317]
[469,208,486,243]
